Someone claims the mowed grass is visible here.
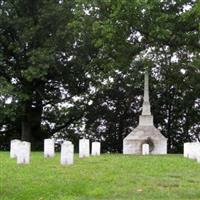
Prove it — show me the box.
[1,153,200,200]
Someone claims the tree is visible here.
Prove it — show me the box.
[0,0,100,149]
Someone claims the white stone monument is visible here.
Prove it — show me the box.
[61,141,74,165]
[142,143,149,155]
[17,141,31,164]
[92,142,101,156]
[44,139,55,158]
[10,139,21,158]
[79,138,90,158]
[123,71,167,155]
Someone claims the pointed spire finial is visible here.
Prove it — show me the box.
[142,70,151,115]
[144,71,149,103]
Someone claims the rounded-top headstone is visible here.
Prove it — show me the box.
[142,143,149,155]
[183,143,190,158]
[92,142,101,156]
[17,141,31,164]
[61,140,74,165]
[79,138,90,158]
[10,139,21,158]
[44,138,55,158]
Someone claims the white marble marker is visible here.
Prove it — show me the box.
[92,142,101,156]
[79,138,90,158]
[44,139,55,158]
[142,143,149,155]
[17,141,31,164]
[61,141,74,165]
[10,139,21,158]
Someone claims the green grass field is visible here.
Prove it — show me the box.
[1,152,200,200]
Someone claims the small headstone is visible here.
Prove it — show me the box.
[79,138,90,158]
[189,143,199,160]
[92,142,101,156]
[61,141,74,165]
[10,139,21,158]
[183,143,190,158]
[194,143,200,160]
[197,156,200,163]
[17,141,31,164]
[142,143,149,155]
[185,142,200,160]
[44,139,55,158]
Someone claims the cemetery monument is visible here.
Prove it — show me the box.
[123,71,167,154]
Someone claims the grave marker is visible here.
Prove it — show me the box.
[79,138,90,158]
[44,139,55,158]
[61,141,74,165]
[10,139,21,158]
[92,142,101,156]
[142,143,149,155]
[17,141,31,164]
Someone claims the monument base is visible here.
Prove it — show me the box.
[123,125,167,155]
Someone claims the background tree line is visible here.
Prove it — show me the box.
[0,0,199,152]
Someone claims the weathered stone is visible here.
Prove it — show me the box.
[10,139,21,158]
[92,142,101,156]
[123,71,167,155]
[61,141,74,165]
[44,139,55,158]
[17,141,31,164]
[142,144,149,155]
[184,142,200,160]
[79,138,90,158]
[183,143,190,158]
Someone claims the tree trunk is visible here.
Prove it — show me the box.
[21,118,31,141]
[21,100,32,142]
[117,118,124,153]
[21,99,44,149]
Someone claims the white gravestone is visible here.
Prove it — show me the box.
[184,142,200,160]
[17,141,31,164]
[10,139,21,158]
[79,138,90,158]
[194,143,200,160]
[184,143,190,158]
[189,143,199,160]
[197,156,200,163]
[195,143,200,160]
[142,143,149,155]
[44,139,55,158]
[92,142,101,156]
[61,141,74,165]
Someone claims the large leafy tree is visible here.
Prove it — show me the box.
[0,0,100,148]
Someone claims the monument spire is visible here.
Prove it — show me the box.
[142,71,151,116]
[144,71,149,103]
[123,69,167,155]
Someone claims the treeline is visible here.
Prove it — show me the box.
[0,0,200,152]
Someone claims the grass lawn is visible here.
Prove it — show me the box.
[1,152,200,200]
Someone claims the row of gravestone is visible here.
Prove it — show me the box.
[184,142,200,163]
[10,138,101,165]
